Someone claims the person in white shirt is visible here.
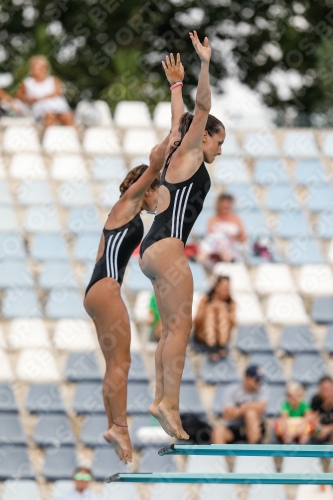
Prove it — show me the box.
[57,468,105,500]
[16,55,74,127]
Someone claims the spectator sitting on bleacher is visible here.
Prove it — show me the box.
[194,276,235,361]
[275,381,313,444]
[197,193,247,270]
[213,365,267,444]
[58,467,104,499]
[16,55,74,127]
[310,376,333,444]
[147,292,162,341]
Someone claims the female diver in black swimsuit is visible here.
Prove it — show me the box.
[84,54,185,464]
[140,32,226,440]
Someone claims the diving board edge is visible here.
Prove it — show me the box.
[158,444,333,457]
[106,472,333,484]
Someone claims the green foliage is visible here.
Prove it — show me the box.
[0,0,333,113]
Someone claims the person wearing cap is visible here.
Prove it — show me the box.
[57,468,105,499]
[213,365,268,444]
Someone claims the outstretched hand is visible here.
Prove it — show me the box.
[189,31,211,63]
[162,53,184,84]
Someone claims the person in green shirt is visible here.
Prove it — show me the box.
[147,293,162,341]
[275,381,314,444]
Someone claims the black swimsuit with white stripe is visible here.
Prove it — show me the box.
[85,212,143,295]
[139,153,211,258]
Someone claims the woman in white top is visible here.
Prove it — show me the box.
[16,55,74,127]
[198,192,247,267]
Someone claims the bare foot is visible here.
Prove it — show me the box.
[149,402,189,440]
[103,426,132,464]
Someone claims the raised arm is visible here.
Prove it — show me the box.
[124,55,185,202]
[162,53,185,137]
[178,31,211,155]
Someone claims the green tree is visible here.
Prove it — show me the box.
[1,0,333,114]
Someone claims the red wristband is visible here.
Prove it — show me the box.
[170,82,183,90]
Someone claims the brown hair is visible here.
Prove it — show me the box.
[119,164,160,196]
[170,112,225,155]
[207,276,232,305]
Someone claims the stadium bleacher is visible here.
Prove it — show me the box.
[1,102,333,499]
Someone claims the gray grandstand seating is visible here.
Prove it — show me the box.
[0,384,19,413]
[0,207,18,232]
[127,383,153,415]
[128,352,150,383]
[99,182,121,207]
[287,237,325,265]
[199,483,237,500]
[138,447,178,473]
[247,484,287,500]
[212,384,227,416]
[2,288,42,318]
[0,260,34,288]
[38,260,78,290]
[323,325,333,354]
[26,383,65,414]
[105,483,140,500]
[0,234,26,260]
[279,326,318,354]
[190,261,210,292]
[92,155,127,181]
[0,181,13,204]
[0,447,35,480]
[23,205,61,233]
[67,206,102,234]
[306,385,318,403]
[292,353,327,385]
[266,385,286,417]
[316,209,333,239]
[65,352,102,382]
[43,447,77,481]
[46,289,86,319]
[51,480,75,500]
[236,325,273,354]
[16,180,53,205]
[213,158,250,185]
[2,479,42,500]
[0,414,27,446]
[307,185,333,212]
[180,357,197,383]
[81,414,108,448]
[130,415,170,449]
[265,183,299,212]
[179,384,205,417]
[150,484,190,500]
[33,414,75,447]
[220,130,241,156]
[322,132,333,157]
[31,234,69,261]
[91,447,128,480]
[58,181,94,207]
[74,233,100,261]
[275,210,311,239]
[311,296,333,323]
[125,257,152,293]
[237,210,268,236]
[295,159,328,185]
[191,208,214,238]
[248,353,285,384]
[253,158,288,185]
[281,456,323,473]
[73,382,104,415]
[227,184,260,211]
[282,130,319,158]
[201,355,239,384]
[81,261,94,288]
[243,132,279,158]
